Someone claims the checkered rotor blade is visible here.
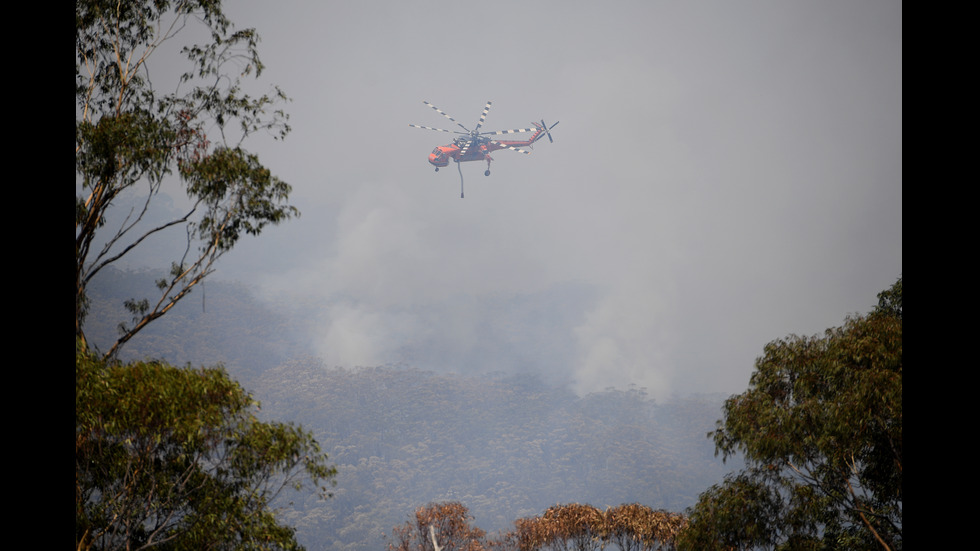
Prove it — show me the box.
[457,137,475,159]
[491,141,532,154]
[423,101,469,132]
[481,126,536,136]
[409,124,456,133]
[474,101,492,132]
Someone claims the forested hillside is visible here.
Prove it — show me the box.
[253,359,734,549]
[85,267,314,382]
[87,269,739,551]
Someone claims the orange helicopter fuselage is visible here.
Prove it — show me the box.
[427,123,547,168]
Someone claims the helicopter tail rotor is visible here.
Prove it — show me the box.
[540,119,559,143]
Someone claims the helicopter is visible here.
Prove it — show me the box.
[410,100,558,197]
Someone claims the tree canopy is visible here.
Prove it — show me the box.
[76,0,297,359]
[678,278,902,550]
[75,349,336,550]
[387,502,488,551]
[505,503,686,551]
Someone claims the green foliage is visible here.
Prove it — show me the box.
[678,278,902,551]
[676,472,785,550]
[76,0,297,359]
[76,348,336,550]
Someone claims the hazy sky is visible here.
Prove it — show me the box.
[209,0,901,399]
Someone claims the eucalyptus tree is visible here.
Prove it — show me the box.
[509,503,685,551]
[605,504,687,551]
[679,278,903,550]
[387,502,487,551]
[76,0,297,358]
[74,3,334,548]
[76,350,336,550]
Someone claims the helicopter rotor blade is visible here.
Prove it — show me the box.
[409,124,462,133]
[541,120,559,143]
[491,141,532,154]
[474,101,492,132]
[423,101,470,132]
[482,127,536,135]
[457,137,475,159]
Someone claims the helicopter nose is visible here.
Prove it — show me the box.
[428,152,448,167]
